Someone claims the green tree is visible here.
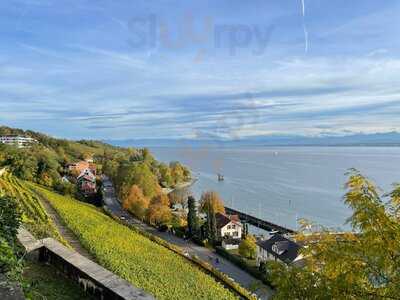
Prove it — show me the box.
[200,191,225,243]
[159,163,174,187]
[239,235,257,259]
[266,170,400,300]
[119,163,161,200]
[0,196,22,244]
[0,196,22,277]
[207,207,218,244]
[187,196,199,237]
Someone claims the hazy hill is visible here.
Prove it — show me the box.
[107,132,400,148]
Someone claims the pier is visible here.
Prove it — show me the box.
[225,206,296,235]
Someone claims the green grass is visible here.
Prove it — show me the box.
[29,184,238,300]
[0,173,66,244]
[22,259,95,300]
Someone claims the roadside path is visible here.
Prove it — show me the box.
[102,176,273,299]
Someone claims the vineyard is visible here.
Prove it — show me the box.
[29,183,238,300]
[0,173,65,243]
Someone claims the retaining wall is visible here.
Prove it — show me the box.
[17,228,154,300]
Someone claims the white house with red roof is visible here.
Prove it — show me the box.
[215,212,243,249]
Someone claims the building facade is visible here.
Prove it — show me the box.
[0,136,38,148]
[68,161,97,176]
[256,234,302,266]
[216,212,243,239]
[77,169,97,195]
[215,212,243,250]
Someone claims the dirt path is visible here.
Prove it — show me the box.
[38,194,94,260]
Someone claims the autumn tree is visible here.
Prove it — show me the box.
[123,185,149,220]
[151,193,170,207]
[199,191,225,214]
[146,193,171,226]
[266,170,400,300]
[239,235,257,259]
[147,203,172,226]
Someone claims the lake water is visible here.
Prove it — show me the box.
[151,146,400,231]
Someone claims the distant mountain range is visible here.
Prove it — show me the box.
[106,132,400,148]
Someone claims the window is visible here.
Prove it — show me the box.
[227,225,231,229]
[232,224,236,229]
[233,232,238,237]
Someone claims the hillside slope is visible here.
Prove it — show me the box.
[28,183,237,300]
[0,172,66,243]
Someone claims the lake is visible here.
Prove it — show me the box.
[151,146,400,231]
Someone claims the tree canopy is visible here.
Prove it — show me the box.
[266,170,400,300]
[0,196,22,276]
[199,191,225,214]
[187,196,199,237]
[123,185,150,220]
[239,235,257,259]
[0,126,191,200]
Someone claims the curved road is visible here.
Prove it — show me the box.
[102,176,273,299]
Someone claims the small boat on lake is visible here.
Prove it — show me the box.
[217,173,224,181]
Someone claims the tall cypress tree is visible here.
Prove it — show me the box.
[206,205,218,244]
[187,196,198,237]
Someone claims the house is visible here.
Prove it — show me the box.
[77,169,97,195]
[256,234,303,266]
[68,161,96,177]
[0,135,38,148]
[216,212,243,249]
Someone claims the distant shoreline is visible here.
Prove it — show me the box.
[149,144,400,148]
[163,177,198,194]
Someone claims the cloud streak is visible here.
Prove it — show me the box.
[1,1,400,139]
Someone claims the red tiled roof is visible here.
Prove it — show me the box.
[215,212,241,228]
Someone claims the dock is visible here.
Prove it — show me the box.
[225,206,296,235]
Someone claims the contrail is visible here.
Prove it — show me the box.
[303,24,309,53]
[300,0,309,53]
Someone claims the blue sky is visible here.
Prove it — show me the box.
[1,0,400,140]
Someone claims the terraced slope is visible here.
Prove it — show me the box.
[0,173,65,244]
[29,184,238,300]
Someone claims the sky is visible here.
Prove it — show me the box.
[1,0,400,140]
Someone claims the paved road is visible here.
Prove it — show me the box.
[102,176,273,299]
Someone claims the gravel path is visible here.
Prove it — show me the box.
[38,193,94,260]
